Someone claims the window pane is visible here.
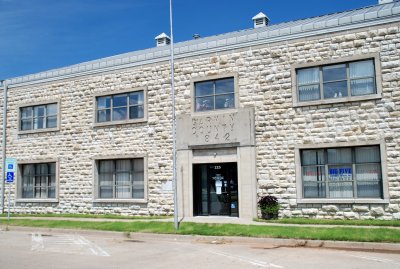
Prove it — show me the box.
[356,163,381,182]
[349,60,374,78]
[357,181,381,198]
[322,64,346,82]
[329,182,353,198]
[298,85,320,101]
[112,107,127,121]
[355,146,380,163]
[323,81,348,99]
[195,96,214,111]
[22,165,35,198]
[47,116,57,128]
[304,182,326,198]
[215,78,234,94]
[97,96,111,109]
[129,105,144,119]
[47,104,58,116]
[100,187,113,198]
[97,109,111,122]
[302,166,325,182]
[351,78,375,96]
[195,81,214,97]
[21,119,32,130]
[301,150,325,165]
[34,117,45,129]
[116,186,131,198]
[48,187,56,198]
[327,148,352,164]
[133,159,144,199]
[129,91,144,105]
[215,94,234,109]
[298,67,320,85]
[34,106,45,117]
[113,94,128,107]
[21,107,33,119]
[99,160,114,173]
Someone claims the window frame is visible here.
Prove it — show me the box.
[93,88,147,127]
[295,141,389,204]
[18,101,60,134]
[291,54,382,107]
[191,73,239,114]
[93,155,148,203]
[16,159,59,203]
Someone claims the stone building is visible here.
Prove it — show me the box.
[1,0,400,220]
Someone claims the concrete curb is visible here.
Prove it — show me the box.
[2,225,400,254]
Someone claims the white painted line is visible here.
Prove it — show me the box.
[345,253,400,266]
[210,250,284,268]
[30,233,110,257]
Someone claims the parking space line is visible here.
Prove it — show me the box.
[31,233,110,257]
[344,253,400,266]
[210,250,284,268]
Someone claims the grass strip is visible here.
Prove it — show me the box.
[0,213,169,220]
[1,219,400,243]
[256,218,400,227]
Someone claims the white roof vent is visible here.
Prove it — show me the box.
[155,32,171,47]
[379,0,394,4]
[252,12,269,28]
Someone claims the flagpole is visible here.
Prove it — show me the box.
[169,0,179,230]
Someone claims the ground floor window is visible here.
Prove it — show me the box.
[301,145,382,199]
[21,163,56,199]
[97,158,144,199]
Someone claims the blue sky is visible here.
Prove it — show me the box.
[0,0,378,80]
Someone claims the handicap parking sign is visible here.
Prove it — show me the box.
[6,172,14,183]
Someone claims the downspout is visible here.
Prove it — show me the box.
[1,80,7,214]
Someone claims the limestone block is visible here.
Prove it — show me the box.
[353,205,369,212]
[371,207,385,216]
[322,205,339,213]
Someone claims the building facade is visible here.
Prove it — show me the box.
[1,1,400,220]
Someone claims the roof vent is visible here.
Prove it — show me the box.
[155,33,171,47]
[193,34,201,40]
[252,12,269,28]
[379,0,394,4]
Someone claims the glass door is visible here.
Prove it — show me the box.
[193,162,238,217]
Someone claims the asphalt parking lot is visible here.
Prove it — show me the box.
[0,228,399,269]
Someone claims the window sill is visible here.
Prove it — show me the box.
[18,127,60,135]
[296,198,389,204]
[93,118,147,128]
[93,199,147,204]
[293,94,381,108]
[16,198,59,203]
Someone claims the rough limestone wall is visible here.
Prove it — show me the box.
[6,65,175,216]
[3,22,400,219]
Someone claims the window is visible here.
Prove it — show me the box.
[97,159,144,199]
[20,163,56,199]
[96,90,144,123]
[195,78,235,111]
[301,146,383,199]
[20,103,58,131]
[297,59,377,102]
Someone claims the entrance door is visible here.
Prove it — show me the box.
[193,162,238,217]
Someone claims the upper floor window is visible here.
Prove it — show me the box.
[301,145,383,199]
[195,78,235,111]
[20,162,56,199]
[297,59,376,102]
[96,90,144,123]
[20,103,58,131]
